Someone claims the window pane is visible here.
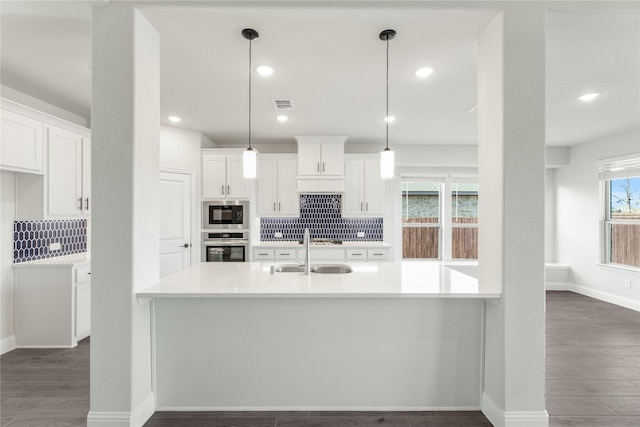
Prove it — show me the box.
[402,180,440,259]
[402,181,440,223]
[607,222,640,267]
[451,182,478,224]
[610,177,640,218]
[452,182,478,259]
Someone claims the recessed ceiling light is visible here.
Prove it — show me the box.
[578,93,599,102]
[384,116,396,123]
[257,65,274,76]
[415,67,434,78]
[277,115,288,122]
[168,116,181,123]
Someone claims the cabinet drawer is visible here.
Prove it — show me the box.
[75,266,91,283]
[253,249,275,260]
[367,249,390,261]
[275,249,297,260]
[346,249,367,260]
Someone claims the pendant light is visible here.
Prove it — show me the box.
[242,28,259,179]
[379,29,396,180]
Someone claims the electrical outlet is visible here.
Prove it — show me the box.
[357,232,365,238]
[274,232,283,238]
[623,279,632,289]
[50,242,61,251]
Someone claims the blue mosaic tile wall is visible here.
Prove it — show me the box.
[14,220,87,263]
[260,194,383,241]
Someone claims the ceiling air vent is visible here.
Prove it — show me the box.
[272,99,294,110]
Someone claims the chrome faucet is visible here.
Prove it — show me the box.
[303,228,311,275]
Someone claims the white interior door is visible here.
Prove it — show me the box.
[159,171,192,277]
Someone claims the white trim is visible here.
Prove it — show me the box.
[87,411,131,426]
[16,344,76,349]
[560,283,640,312]
[133,392,155,427]
[1,335,16,354]
[87,392,155,427]
[545,282,570,291]
[482,392,549,427]
[156,405,482,411]
[597,262,640,273]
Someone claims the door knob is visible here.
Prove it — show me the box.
[181,243,190,248]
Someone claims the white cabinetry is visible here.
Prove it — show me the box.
[295,135,346,193]
[258,155,298,216]
[47,126,91,216]
[202,151,249,199]
[16,125,91,219]
[344,155,383,216]
[253,245,391,262]
[15,262,91,347]
[0,109,44,174]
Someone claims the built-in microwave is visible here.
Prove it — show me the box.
[202,200,248,230]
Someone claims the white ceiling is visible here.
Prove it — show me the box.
[1,1,638,147]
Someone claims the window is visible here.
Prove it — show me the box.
[401,177,478,260]
[402,180,441,259]
[451,181,479,259]
[600,157,640,268]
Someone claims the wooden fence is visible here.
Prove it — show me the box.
[610,223,640,267]
[402,217,478,259]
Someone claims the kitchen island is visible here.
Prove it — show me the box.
[138,261,500,411]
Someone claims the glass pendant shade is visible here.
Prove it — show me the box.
[242,147,258,179]
[380,148,395,180]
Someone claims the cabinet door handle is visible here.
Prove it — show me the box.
[221,185,225,195]
[353,253,362,256]
[85,197,89,211]
[366,202,368,212]
[360,202,363,211]
[322,162,325,172]
[78,198,83,211]
[279,202,281,211]
[317,162,320,172]
[227,185,230,195]
[273,202,276,212]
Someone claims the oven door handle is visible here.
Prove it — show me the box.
[203,240,249,246]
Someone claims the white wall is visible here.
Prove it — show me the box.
[555,128,640,310]
[1,172,16,352]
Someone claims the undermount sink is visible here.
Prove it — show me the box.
[310,264,353,274]
[271,264,353,274]
[272,264,305,273]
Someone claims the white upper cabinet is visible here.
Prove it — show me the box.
[202,151,250,200]
[16,126,91,220]
[258,155,298,216]
[343,155,384,216]
[46,126,91,217]
[296,135,346,177]
[0,108,44,174]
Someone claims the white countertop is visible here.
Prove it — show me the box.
[13,252,91,268]
[137,260,501,299]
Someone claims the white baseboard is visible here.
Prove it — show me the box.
[482,392,549,427]
[1,335,16,355]
[156,405,481,411]
[87,392,155,427]
[547,282,640,312]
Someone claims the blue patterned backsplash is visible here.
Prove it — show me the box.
[13,220,87,263]
[260,194,383,241]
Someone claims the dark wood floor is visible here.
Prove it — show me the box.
[1,291,639,426]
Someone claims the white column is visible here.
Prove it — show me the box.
[89,4,159,426]
[478,4,547,427]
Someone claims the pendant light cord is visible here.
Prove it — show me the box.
[248,37,253,150]
[385,36,389,151]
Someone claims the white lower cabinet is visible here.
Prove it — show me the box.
[253,246,391,262]
[15,263,91,347]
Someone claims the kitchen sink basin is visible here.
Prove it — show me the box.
[310,264,353,274]
[272,264,353,274]
[272,264,305,273]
